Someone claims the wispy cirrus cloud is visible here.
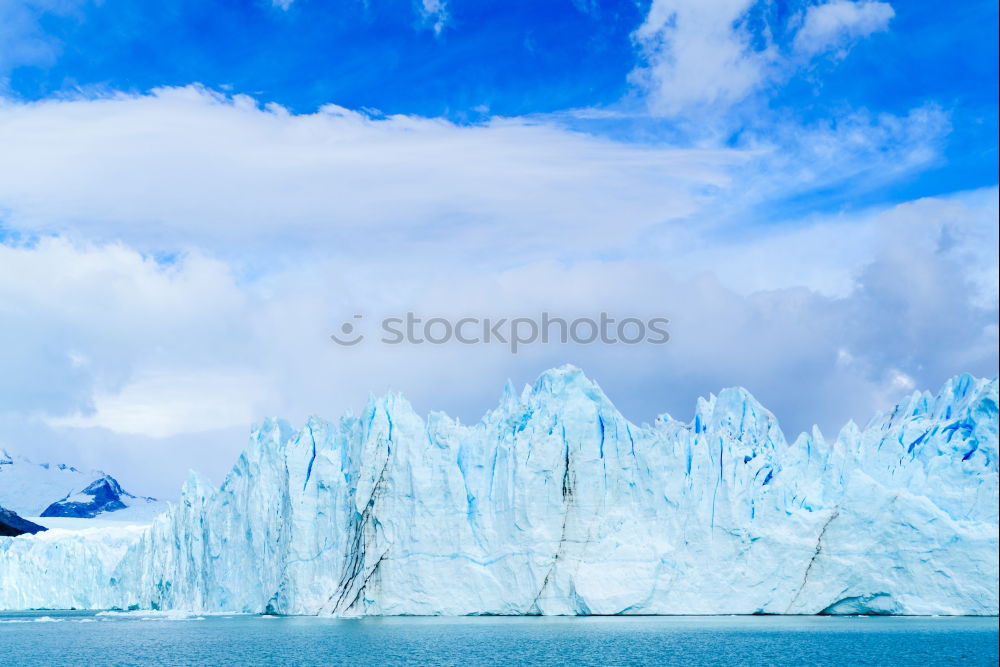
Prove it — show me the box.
[0,86,737,256]
[0,0,84,80]
[420,0,449,35]
[0,86,948,259]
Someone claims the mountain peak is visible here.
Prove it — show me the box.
[0,449,161,520]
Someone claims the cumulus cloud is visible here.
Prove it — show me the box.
[0,81,981,498]
[630,0,776,116]
[630,0,895,118]
[793,1,894,56]
[0,238,248,414]
[1,188,995,496]
[48,370,272,438]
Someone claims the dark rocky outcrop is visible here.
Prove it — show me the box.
[41,475,131,518]
[0,506,47,537]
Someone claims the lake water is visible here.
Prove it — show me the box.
[0,611,997,666]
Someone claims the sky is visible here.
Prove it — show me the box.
[0,0,997,498]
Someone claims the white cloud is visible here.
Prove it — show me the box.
[0,0,83,81]
[420,0,448,35]
[630,0,896,118]
[0,0,990,504]
[794,1,894,57]
[729,104,950,214]
[1,189,995,495]
[0,86,739,259]
[49,370,271,438]
[630,0,776,117]
[0,86,947,266]
[0,84,987,499]
[272,0,294,9]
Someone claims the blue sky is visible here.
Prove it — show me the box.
[0,0,997,496]
[4,0,996,225]
[11,0,645,116]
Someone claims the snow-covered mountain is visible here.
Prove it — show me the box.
[0,449,164,520]
[1,367,997,615]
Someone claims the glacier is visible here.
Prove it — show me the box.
[0,523,147,610]
[1,366,997,615]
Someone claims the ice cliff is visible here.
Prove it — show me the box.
[2,367,998,615]
[1,523,146,609]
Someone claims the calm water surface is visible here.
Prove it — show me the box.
[0,611,996,666]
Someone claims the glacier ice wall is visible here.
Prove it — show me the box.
[2,367,998,615]
[0,524,146,610]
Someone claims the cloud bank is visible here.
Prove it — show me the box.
[0,1,995,498]
[0,117,994,495]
